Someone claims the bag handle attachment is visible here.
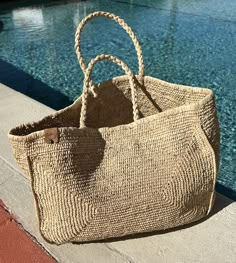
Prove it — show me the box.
[75,11,144,93]
[80,54,139,128]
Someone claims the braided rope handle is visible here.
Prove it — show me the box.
[80,54,139,128]
[75,11,144,92]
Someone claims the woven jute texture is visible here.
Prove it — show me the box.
[8,12,220,245]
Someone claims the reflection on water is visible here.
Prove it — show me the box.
[12,8,44,29]
[73,1,95,27]
[158,0,178,77]
[0,0,235,199]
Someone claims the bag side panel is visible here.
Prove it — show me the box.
[197,94,220,170]
[8,138,31,177]
[26,146,97,244]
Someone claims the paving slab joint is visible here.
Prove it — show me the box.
[0,155,27,184]
[104,243,136,263]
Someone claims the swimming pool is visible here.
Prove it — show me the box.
[0,0,235,199]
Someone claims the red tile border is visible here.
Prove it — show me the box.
[0,199,57,263]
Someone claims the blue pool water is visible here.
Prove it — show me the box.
[0,0,235,199]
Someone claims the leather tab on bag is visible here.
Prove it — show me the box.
[44,128,59,144]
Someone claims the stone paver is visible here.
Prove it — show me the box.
[0,83,236,263]
[0,158,14,185]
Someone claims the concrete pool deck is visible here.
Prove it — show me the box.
[0,83,235,263]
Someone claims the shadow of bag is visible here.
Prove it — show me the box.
[8,11,220,245]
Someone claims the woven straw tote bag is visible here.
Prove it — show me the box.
[8,11,220,245]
